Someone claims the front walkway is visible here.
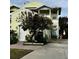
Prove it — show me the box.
[21,40,68,59]
[10,41,42,50]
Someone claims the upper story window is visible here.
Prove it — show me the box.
[40,10,49,15]
[51,9,57,14]
[51,9,57,19]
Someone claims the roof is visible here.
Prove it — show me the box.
[10,5,20,13]
[33,5,61,15]
[11,8,32,14]
[10,5,20,9]
[36,5,53,10]
[36,5,61,10]
[23,2,44,8]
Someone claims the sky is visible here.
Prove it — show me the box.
[10,0,68,17]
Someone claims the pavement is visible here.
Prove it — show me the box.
[10,42,42,50]
[20,40,68,59]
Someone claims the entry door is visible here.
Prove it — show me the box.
[19,27,26,41]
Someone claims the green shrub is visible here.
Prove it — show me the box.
[10,30,18,44]
[35,32,47,44]
[25,35,34,42]
[52,35,57,39]
[35,32,43,43]
[43,34,48,44]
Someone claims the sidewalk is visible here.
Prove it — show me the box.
[21,40,68,59]
[10,42,42,50]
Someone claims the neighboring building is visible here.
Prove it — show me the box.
[59,17,68,39]
[10,5,20,13]
[10,5,20,32]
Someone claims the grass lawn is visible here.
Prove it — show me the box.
[10,49,33,59]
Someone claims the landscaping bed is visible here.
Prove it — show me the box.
[10,49,33,59]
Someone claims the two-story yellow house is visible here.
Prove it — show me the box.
[22,2,61,40]
[10,2,61,41]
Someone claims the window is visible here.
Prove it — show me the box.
[40,10,49,15]
[51,9,57,14]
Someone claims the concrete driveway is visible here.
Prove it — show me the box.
[21,40,68,59]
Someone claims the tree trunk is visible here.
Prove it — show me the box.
[30,31,36,42]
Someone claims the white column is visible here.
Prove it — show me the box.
[49,9,52,19]
[38,10,40,14]
[57,9,59,39]
[49,9,52,40]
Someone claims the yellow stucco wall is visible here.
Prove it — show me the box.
[10,9,33,35]
[10,10,20,33]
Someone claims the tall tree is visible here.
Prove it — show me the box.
[19,11,53,42]
[59,17,68,39]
